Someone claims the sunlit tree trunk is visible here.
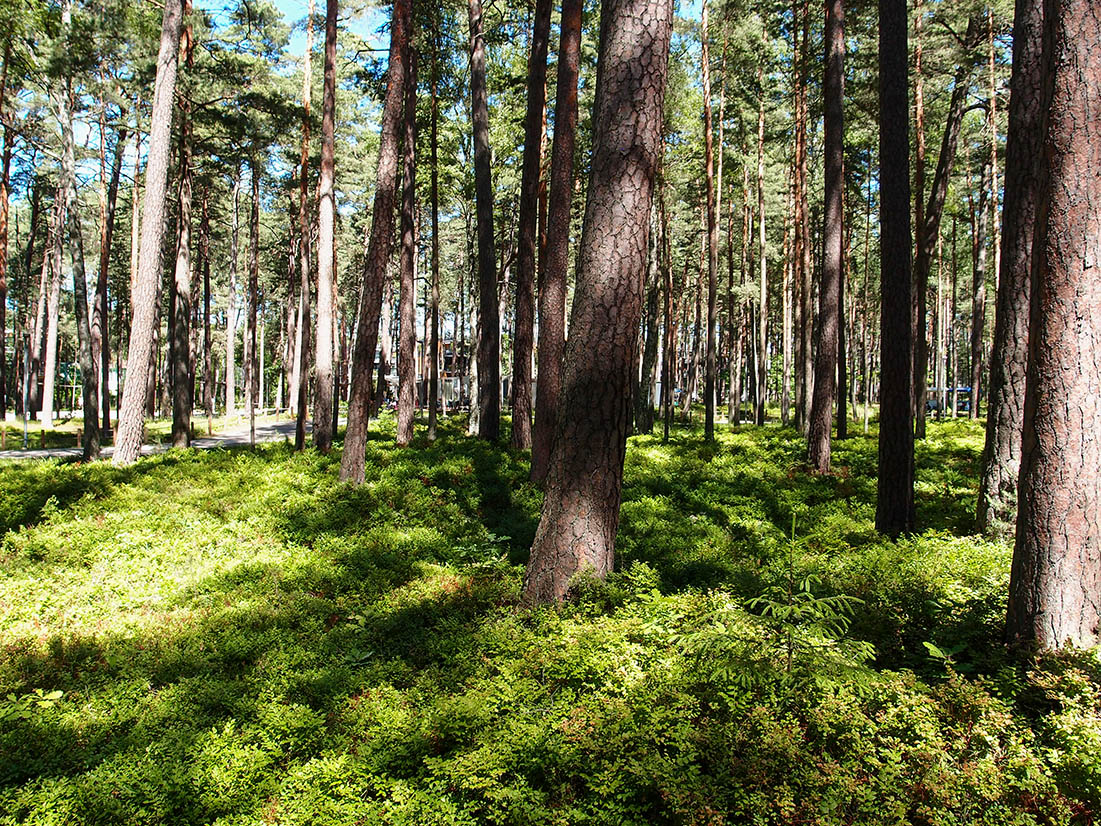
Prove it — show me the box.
[396,48,418,446]
[313,0,337,452]
[702,0,718,441]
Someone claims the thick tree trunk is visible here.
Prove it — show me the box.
[1007,0,1101,652]
[522,0,672,605]
[469,0,499,442]
[396,48,418,447]
[875,0,914,536]
[807,0,844,472]
[531,0,580,476]
[313,0,338,452]
[114,0,183,464]
[977,0,1043,539]
[510,0,551,451]
[339,0,409,482]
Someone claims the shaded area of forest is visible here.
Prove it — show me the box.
[0,418,1097,825]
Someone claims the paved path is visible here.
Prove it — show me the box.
[0,419,307,462]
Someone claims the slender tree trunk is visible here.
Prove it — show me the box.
[469,0,499,441]
[396,48,418,446]
[807,0,844,472]
[875,0,914,535]
[796,0,812,433]
[41,193,64,428]
[755,84,767,427]
[428,41,441,442]
[661,172,675,442]
[69,179,98,459]
[246,162,260,446]
[969,159,990,420]
[114,0,183,464]
[94,112,126,437]
[294,0,314,450]
[200,188,212,431]
[373,277,393,417]
[532,0,580,475]
[1007,0,1101,651]
[978,0,1043,538]
[522,0,672,605]
[226,173,240,418]
[171,11,194,448]
[313,0,337,452]
[340,0,409,481]
[0,44,10,419]
[702,0,718,441]
[509,0,551,450]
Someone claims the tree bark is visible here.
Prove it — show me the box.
[201,188,212,430]
[1007,0,1101,652]
[522,0,672,605]
[0,40,11,420]
[294,0,314,451]
[510,0,551,451]
[339,0,409,482]
[428,39,441,442]
[226,173,240,418]
[977,0,1043,539]
[807,0,844,472]
[969,158,990,420]
[754,84,767,427]
[313,0,337,452]
[171,10,194,448]
[469,0,499,442]
[246,162,260,446]
[875,0,914,536]
[94,111,126,437]
[396,47,418,446]
[702,0,718,441]
[114,0,183,464]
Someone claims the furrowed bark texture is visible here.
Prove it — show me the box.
[1007,0,1101,652]
[977,0,1044,538]
[875,0,914,536]
[339,0,408,482]
[396,49,418,447]
[522,0,673,605]
[114,0,183,465]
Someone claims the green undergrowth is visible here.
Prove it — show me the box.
[0,415,1097,825]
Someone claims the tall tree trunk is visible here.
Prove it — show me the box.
[510,0,551,450]
[0,47,10,419]
[807,0,844,472]
[114,0,183,465]
[1007,0,1101,651]
[977,0,1043,538]
[246,162,260,446]
[969,158,990,420]
[875,0,914,536]
[782,174,793,428]
[171,9,194,448]
[340,0,409,482]
[313,0,337,452]
[635,216,660,434]
[396,48,418,446]
[41,194,64,428]
[796,0,812,433]
[201,188,212,430]
[94,111,126,437]
[522,0,672,605]
[372,277,393,417]
[68,178,98,459]
[470,0,499,442]
[428,39,441,442]
[754,84,767,427]
[294,0,314,450]
[532,0,580,477]
[702,0,718,441]
[226,173,240,418]
[661,172,675,442]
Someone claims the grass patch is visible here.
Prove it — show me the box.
[0,415,1096,825]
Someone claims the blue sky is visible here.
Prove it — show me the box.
[195,0,385,57]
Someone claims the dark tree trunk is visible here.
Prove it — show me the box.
[313,0,337,453]
[428,38,441,442]
[1007,0,1101,652]
[68,187,98,460]
[754,87,767,427]
[635,225,660,434]
[0,128,10,419]
[977,0,1043,539]
[340,0,408,481]
[226,174,239,418]
[94,117,126,437]
[396,48,418,446]
[531,0,580,477]
[875,0,914,536]
[522,0,672,605]
[246,162,260,446]
[114,0,183,465]
[807,0,844,473]
[201,188,212,430]
[510,0,551,451]
[469,0,499,442]
[797,0,812,434]
[294,0,314,451]
[171,19,194,448]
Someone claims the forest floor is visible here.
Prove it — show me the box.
[0,415,1098,825]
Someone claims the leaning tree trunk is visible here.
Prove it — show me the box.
[396,48,418,447]
[1007,0,1101,652]
[875,0,914,536]
[313,0,337,453]
[531,0,581,479]
[510,0,551,451]
[339,0,409,483]
[807,0,845,473]
[114,0,183,465]
[977,0,1043,539]
[522,0,672,605]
